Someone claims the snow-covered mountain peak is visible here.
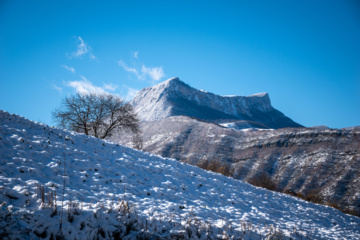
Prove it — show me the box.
[160,76,182,85]
[130,78,302,129]
[248,92,269,98]
[156,77,270,102]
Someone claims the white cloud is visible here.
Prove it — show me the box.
[66,76,109,95]
[52,84,62,94]
[103,83,118,92]
[64,77,136,101]
[118,60,142,79]
[141,65,165,81]
[118,58,165,82]
[89,53,96,60]
[123,86,139,101]
[62,65,76,73]
[134,51,139,59]
[68,36,96,60]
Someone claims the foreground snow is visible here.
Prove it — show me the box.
[0,110,359,239]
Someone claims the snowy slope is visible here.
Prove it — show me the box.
[1,110,360,239]
[130,77,303,129]
[112,115,360,216]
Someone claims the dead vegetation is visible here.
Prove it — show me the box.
[247,173,277,191]
[197,159,234,177]
[0,184,308,240]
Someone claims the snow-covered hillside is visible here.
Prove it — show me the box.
[112,115,360,216]
[130,78,302,129]
[1,110,360,239]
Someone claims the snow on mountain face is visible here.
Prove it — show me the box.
[130,77,303,129]
[1,110,360,239]
[131,77,271,120]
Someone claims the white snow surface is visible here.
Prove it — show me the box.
[1,110,360,239]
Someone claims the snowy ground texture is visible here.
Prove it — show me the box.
[0,110,359,240]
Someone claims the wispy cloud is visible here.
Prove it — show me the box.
[118,53,165,82]
[62,65,76,73]
[64,77,137,101]
[67,36,96,60]
[66,76,110,95]
[123,85,139,101]
[134,51,139,59]
[141,65,165,81]
[103,83,118,92]
[52,84,63,94]
[118,60,141,78]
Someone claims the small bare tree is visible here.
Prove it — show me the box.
[52,93,141,141]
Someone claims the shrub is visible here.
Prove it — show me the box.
[248,173,277,191]
[197,159,234,177]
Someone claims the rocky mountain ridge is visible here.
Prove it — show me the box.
[130,77,302,129]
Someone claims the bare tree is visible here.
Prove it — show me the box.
[132,131,143,150]
[52,93,141,140]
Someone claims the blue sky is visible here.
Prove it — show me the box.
[1,0,359,128]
